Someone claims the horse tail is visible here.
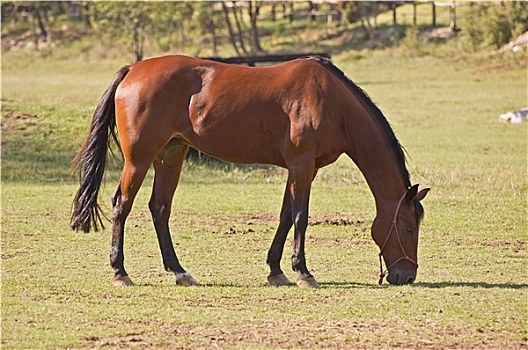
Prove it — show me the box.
[70,66,130,233]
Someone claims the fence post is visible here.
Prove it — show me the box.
[392,3,397,26]
[432,2,436,27]
[413,2,417,26]
[449,1,457,32]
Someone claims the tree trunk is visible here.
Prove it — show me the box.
[232,3,248,54]
[31,6,48,39]
[222,1,241,56]
[359,4,375,41]
[132,18,143,62]
[308,1,316,23]
[210,19,217,57]
[179,21,188,51]
[82,2,91,28]
[247,1,263,54]
[10,3,19,29]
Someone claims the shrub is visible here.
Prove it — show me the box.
[461,2,528,51]
[399,25,424,57]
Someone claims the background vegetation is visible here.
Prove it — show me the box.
[2,1,527,61]
[2,1,527,349]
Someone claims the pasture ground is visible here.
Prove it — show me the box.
[2,47,527,349]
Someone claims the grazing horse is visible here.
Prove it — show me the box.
[71,55,429,288]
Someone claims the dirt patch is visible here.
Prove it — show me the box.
[2,27,83,51]
[1,111,39,132]
[482,239,525,253]
[476,61,526,72]
[171,212,367,232]
[309,214,365,227]
[81,320,379,349]
[217,226,257,235]
[81,319,525,350]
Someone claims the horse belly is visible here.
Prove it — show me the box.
[184,99,288,166]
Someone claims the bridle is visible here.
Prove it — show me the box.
[378,192,419,285]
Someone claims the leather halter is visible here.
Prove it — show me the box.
[378,192,419,285]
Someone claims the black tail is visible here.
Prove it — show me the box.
[70,66,130,233]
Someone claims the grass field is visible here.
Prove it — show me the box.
[2,44,527,349]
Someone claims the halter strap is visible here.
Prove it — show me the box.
[378,192,419,285]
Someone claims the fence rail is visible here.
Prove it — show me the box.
[201,53,331,66]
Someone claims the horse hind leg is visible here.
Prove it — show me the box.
[266,182,293,286]
[149,140,198,286]
[110,161,151,286]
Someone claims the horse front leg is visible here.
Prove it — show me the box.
[149,143,197,286]
[288,161,321,288]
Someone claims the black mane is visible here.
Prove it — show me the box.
[311,56,411,188]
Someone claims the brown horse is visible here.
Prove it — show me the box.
[71,55,429,288]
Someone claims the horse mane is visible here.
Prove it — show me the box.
[309,56,411,188]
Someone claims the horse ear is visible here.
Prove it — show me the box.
[405,184,419,203]
[405,184,429,203]
[416,188,430,202]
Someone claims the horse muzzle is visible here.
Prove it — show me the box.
[386,266,417,285]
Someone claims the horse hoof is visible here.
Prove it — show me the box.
[112,275,134,287]
[297,276,321,289]
[176,272,198,286]
[267,273,292,286]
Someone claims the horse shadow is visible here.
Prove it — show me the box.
[136,280,527,289]
[413,281,527,289]
[321,281,527,290]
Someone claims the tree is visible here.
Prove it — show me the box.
[88,2,194,62]
[461,2,528,50]
[89,2,150,61]
[6,2,53,46]
[231,2,249,54]
[247,1,263,53]
[222,1,243,56]
[194,2,222,57]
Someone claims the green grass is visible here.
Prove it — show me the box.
[2,45,527,349]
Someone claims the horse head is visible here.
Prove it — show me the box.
[372,185,430,285]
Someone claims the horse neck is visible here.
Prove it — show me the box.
[345,111,409,211]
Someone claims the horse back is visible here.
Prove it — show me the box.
[115,55,351,168]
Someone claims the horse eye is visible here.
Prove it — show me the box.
[404,226,414,235]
